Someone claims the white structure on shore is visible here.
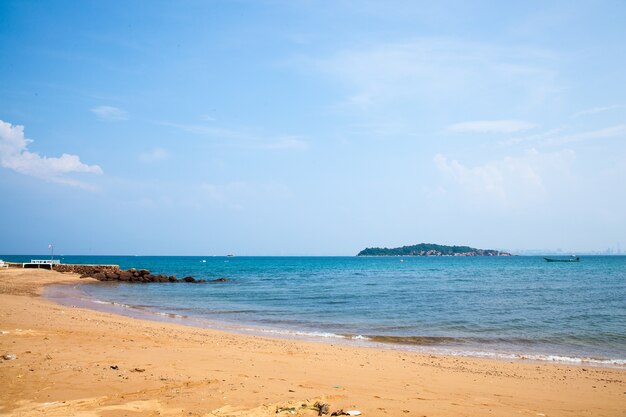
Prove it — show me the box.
[24,259,61,269]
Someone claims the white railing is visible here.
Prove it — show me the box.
[30,259,61,265]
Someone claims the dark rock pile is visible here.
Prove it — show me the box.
[80,267,229,284]
[54,264,120,275]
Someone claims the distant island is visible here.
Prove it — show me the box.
[357,243,512,257]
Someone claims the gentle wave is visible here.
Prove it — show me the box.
[229,328,626,367]
[46,286,626,368]
[38,255,626,368]
[357,335,461,345]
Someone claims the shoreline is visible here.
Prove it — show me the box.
[1,268,625,416]
[46,281,626,369]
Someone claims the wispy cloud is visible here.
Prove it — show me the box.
[572,105,619,119]
[301,37,559,110]
[139,147,170,163]
[159,121,253,141]
[499,124,626,147]
[498,127,565,147]
[200,182,246,211]
[434,148,575,205]
[160,121,310,151]
[554,125,626,145]
[447,120,536,134]
[264,137,309,151]
[90,105,128,121]
[0,120,102,188]
[200,114,217,122]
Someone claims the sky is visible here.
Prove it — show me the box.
[1,0,625,256]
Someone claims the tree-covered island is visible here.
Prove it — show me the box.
[357,243,512,257]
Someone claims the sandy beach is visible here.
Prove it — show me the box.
[0,268,624,417]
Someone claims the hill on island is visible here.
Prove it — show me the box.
[357,243,512,257]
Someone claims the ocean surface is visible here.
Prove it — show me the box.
[6,255,626,366]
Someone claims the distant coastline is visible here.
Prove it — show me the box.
[357,243,512,257]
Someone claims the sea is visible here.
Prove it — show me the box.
[6,255,625,367]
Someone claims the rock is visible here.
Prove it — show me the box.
[110,365,119,370]
[209,277,230,283]
[93,272,106,281]
[2,354,17,361]
[105,271,120,280]
[131,368,145,372]
[118,271,133,281]
[314,402,330,416]
[75,267,208,285]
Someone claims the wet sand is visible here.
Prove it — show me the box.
[0,268,624,416]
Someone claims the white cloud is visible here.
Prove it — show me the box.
[161,121,310,151]
[434,148,575,205]
[554,125,626,145]
[498,127,565,147]
[304,38,559,110]
[447,120,536,134]
[139,147,170,163]
[572,105,619,118]
[0,120,102,187]
[90,105,128,121]
[499,124,626,147]
[159,121,255,141]
[264,137,309,151]
[200,182,246,210]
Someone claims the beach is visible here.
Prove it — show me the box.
[1,268,624,417]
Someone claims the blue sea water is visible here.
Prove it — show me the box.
[6,255,626,366]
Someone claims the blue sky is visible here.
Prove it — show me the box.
[1,0,625,255]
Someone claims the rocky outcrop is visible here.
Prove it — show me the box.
[54,264,120,275]
[75,266,229,284]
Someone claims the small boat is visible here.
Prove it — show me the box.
[544,256,580,262]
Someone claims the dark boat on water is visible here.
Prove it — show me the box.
[544,256,580,262]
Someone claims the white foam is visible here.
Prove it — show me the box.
[243,327,348,340]
[404,347,626,368]
[154,312,185,319]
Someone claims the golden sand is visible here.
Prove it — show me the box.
[0,268,624,416]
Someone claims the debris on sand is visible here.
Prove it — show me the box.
[314,402,330,416]
[276,406,297,414]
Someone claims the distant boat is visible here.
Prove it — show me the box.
[544,256,580,263]
[226,254,235,257]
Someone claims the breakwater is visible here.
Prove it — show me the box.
[2,261,224,284]
[61,264,226,284]
[54,264,120,274]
